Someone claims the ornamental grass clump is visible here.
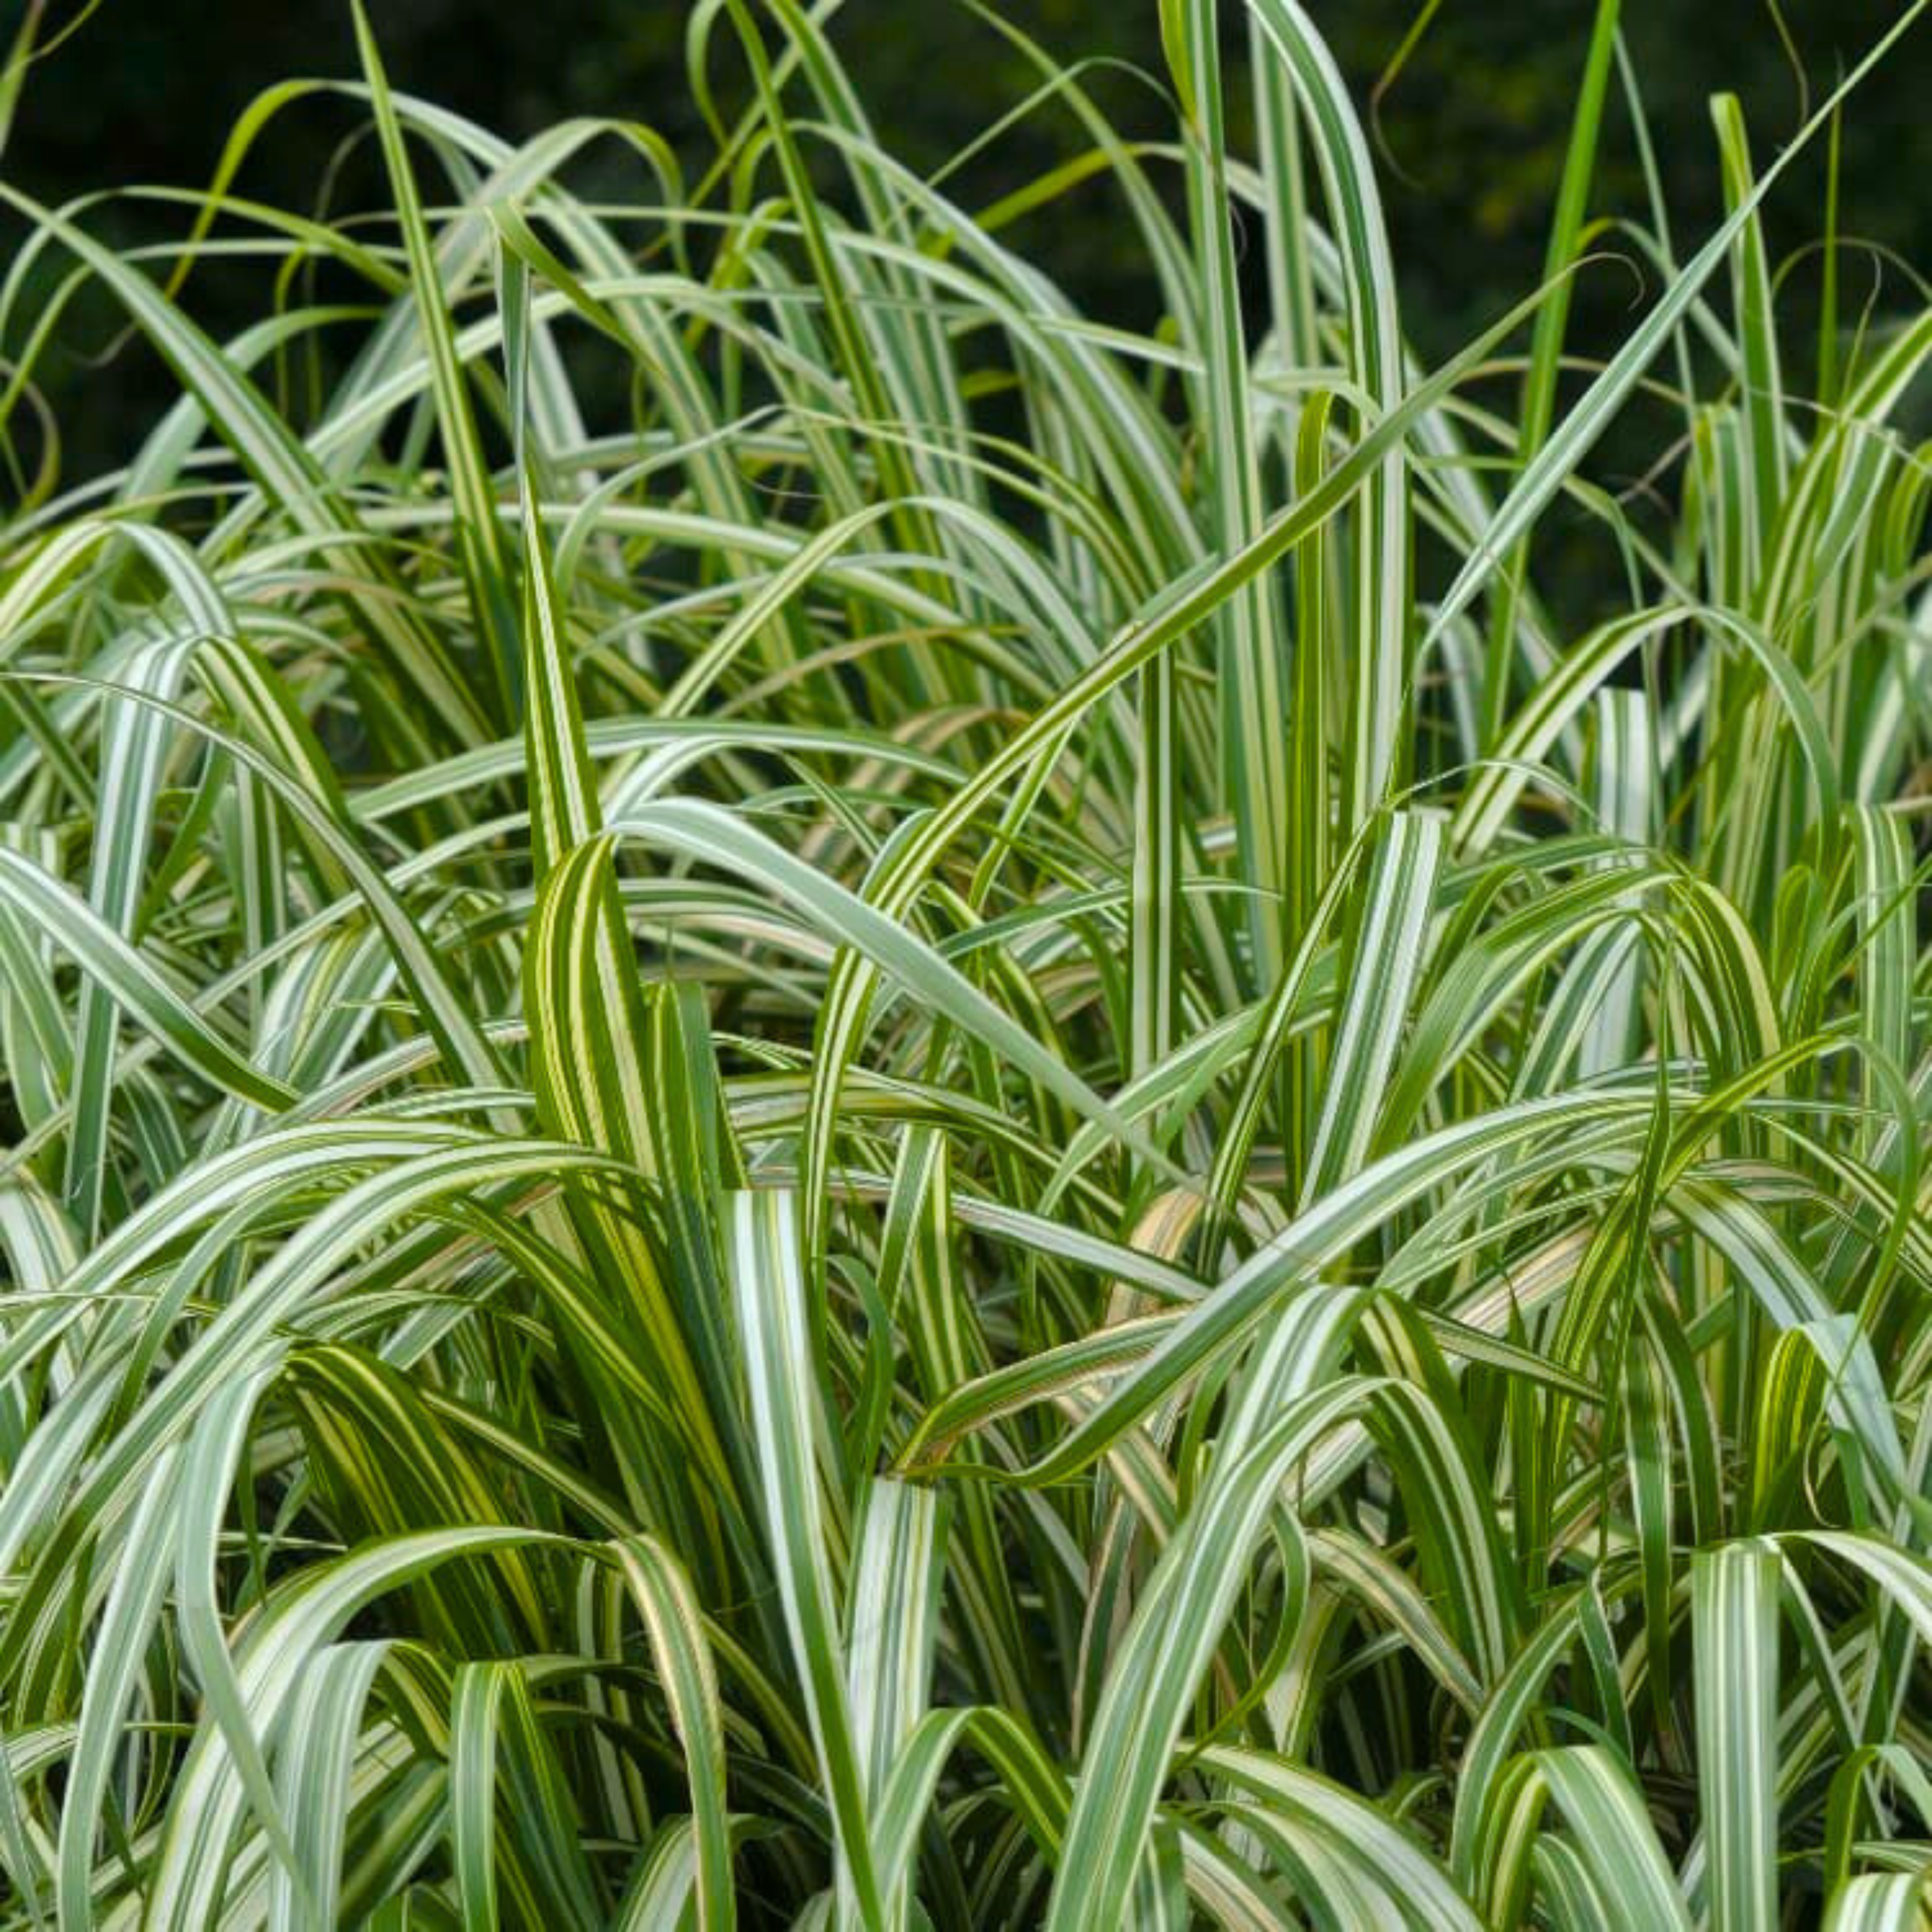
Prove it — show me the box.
[2,0,1931,1924]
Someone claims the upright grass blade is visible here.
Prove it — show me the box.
[1481,0,1621,744]
[613,1537,736,1932]
[1300,810,1440,1203]
[353,0,520,724]
[1167,0,1288,977]
[729,1190,881,1927]
[1692,1543,1783,1932]
[1247,0,1409,835]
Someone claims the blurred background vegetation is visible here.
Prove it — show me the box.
[3,0,1928,495]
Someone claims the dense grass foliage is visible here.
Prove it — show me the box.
[4,0,1932,1923]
